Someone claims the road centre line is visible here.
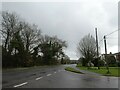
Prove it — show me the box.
[14,70,64,88]
[47,74,52,76]
[36,77,43,80]
[60,70,65,71]
[13,82,28,88]
[58,70,63,72]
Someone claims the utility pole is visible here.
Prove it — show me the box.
[104,36,107,55]
[95,28,99,69]
[104,35,110,73]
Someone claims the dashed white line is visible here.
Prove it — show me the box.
[13,82,28,88]
[54,72,56,73]
[47,74,52,76]
[58,70,61,72]
[35,77,43,80]
[60,70,65,71]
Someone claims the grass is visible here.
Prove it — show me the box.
[76,64,120,77]
[65,67,84,74]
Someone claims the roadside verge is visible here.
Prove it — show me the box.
[65,67,84,74]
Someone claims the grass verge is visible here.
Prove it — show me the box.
[76,64,120,77]
[65,67,84,74]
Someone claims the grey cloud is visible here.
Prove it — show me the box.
[2,1,118,59]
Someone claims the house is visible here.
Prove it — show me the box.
[70,60,78,64]
[113,52,120,62]
[100,52,120,62]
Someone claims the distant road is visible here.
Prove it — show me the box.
[2,64,118,88]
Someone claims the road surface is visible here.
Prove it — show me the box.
[2,64,119,88]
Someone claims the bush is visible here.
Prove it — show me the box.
[109,63,118,67]
[99,60,105,66]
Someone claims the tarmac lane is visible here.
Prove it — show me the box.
[2,64,119,88]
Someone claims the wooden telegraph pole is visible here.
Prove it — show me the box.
[95,28,99,69]
[104,35,110,73]
[104,36,107,55]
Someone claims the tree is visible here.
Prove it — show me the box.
[1,11,19,52]
[1,11,21,67]
[1,11,41,67]
[38,35,67,65]
[61,55,70,64]
[9,30,26,67]
[1,11,67,67]
[78,57,87,66]
[19,22,41,66]
[107,52,117,67]
[21,22,41,53]
[77,34,97,67]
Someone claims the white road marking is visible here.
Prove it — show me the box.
[14,82,28,88]
[35,77,43,80]
[47,74,52,76]
[60,70,65,71]
[54,72,56,73]
[58,70,61,72]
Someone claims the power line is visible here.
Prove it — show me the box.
[105,29,120,37]
[106,37,118,39]
[98,29,119,47]
[99,38,104,44]
[99,29,119,43]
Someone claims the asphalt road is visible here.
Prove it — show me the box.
[2,64,119,88]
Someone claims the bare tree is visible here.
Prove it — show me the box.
[1,11,19,51]
[21,22,41,53]
[1,11,42,67]
[1,11,67,67]
[77,34,97,66]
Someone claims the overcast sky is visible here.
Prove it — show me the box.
[1,0,119,60]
